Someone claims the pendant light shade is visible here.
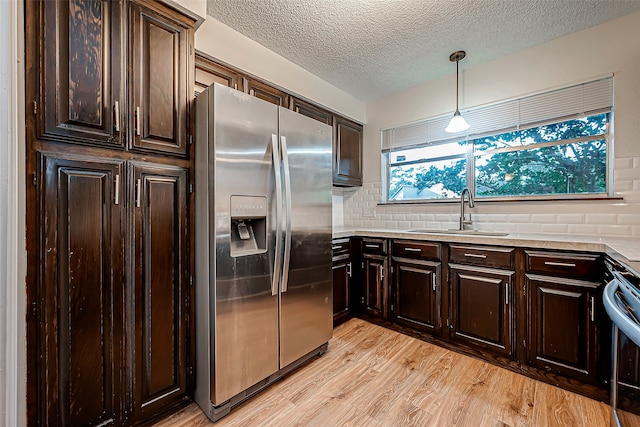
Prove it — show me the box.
[445,51,470,133]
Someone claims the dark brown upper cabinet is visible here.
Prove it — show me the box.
[37,0,124,147]
[194,54,242,95]
[333,116,363,187]
[129,0,193,157]
[37,152,125,425]
[291,98,333,125]
[244,77,290,108]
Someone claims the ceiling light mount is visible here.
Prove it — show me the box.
[445,50,470,133]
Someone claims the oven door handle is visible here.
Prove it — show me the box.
[604,279,640,348]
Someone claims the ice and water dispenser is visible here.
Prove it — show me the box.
[230,195,267,257]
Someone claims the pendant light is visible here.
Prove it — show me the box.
[445,50,470,133]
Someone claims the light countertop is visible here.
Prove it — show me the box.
[332,227,640,276]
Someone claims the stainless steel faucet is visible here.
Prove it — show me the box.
[459,188,475,230]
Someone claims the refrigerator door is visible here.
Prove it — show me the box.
[211,85,280,404]
[278,108,333,367]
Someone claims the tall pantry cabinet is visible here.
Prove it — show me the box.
[25,0,195,425]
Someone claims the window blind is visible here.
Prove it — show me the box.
[382,77,613,152]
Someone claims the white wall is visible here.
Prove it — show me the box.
[194,17,366,124]
[1,0,26,425]
[342,11,640,237]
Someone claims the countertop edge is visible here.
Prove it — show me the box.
[332,228,640,275]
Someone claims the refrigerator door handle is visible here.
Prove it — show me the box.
[280,135,292,293]
[271,134,283,296]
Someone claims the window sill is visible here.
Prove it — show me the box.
[379,195,624,206]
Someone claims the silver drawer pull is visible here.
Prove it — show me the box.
[432,273,436,291]
[544,261,576,268]
[404,248,421,252]
[464,253,487,259]
[365,244,379,249]
[332,245,341,250]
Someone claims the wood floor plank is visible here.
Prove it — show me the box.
[153,318,618,427]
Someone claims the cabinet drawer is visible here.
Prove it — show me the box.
[525,250,601,280]
[332,238,350,256]
[392,240,440,261]
[362,238,386,255]
[449,244,514,269]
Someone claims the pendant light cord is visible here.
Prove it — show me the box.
[455,59,460,113]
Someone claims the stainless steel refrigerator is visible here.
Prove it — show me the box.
[194,83,333,421]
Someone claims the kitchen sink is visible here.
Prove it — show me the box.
[407,229,509,236]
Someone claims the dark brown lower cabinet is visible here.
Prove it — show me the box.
[363,254,388,319]
[37,152,125,426]
[449,264,515,357]
[332,253,351,326]
[526,274,600,383]
[391,258,441,334]
[34,153,190,425]
[129,162,189,422]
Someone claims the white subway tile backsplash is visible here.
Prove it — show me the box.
[531,214,558,223]
[568,224,599,235]
[614,167,640,181]
[556,213,585,224]
[596,225,630,236]
[615,158,634,170]
[541,224,569,234]
[585,213,618,224]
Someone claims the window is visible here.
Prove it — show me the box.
[382,78,612,202]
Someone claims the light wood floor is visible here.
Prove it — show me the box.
[154,318,640,427]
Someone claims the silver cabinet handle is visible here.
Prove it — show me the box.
[347,262,352,278]
[464,253,487,259]
[505,282,509,305]
[114,101,120,132]
[365,244,379,249]
[114,174,120,205]
[380,265,384,280]
[591,297,595,322]
[432,272,436,291]
[135,106,141,136]
[404,247,421,252]
[135,178,141,208]
[544,261,576,268]
[332,245,341,250]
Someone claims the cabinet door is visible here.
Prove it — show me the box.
[332,255,351,327]
[38,152,124,425]
[38,0,123,147]
[449,264,514,357]
[194,53,242,95]
[244,77,290,107]
[291,98,333,125]
[526,274,599,383]
[129,0,192,157]
[333,117,363,187]
[129,162,189,421]
[392,259,441,335]
[363,254,388,319]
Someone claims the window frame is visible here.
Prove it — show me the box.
[382,112,613,204]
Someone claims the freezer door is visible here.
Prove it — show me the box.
[211,85,280,404]
[278,108,333,367]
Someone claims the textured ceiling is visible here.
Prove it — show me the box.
[205,0,640,102]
